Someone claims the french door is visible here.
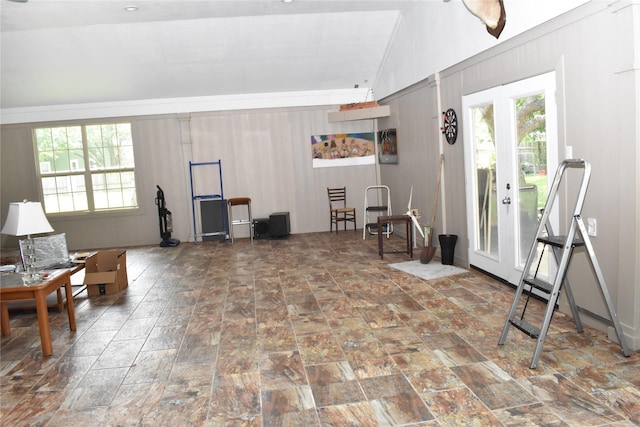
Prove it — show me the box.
[463,72,559,285]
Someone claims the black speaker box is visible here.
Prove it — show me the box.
[253,218,270,239]
[269,212,290,238]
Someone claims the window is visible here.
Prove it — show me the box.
[34,122,138,214]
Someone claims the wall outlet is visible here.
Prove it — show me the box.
[565,146,573,159]
[587,217,597,237]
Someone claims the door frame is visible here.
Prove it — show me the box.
[463,71,559,284]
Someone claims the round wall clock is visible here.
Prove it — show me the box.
[442,108,458,145]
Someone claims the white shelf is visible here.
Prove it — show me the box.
[328,105,390,122]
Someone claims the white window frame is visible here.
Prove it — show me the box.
[33,122,139,215]
[39,161,52,173]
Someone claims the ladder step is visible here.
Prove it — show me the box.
[509,318,540,338]
[523,277,553,294]
[538,235,584,247]
[366,223,392,235]
[366,206,388,212]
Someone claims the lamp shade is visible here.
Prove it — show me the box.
[1,201,54,237]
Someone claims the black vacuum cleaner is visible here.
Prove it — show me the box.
[155,185,180,247]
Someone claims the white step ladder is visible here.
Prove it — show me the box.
[363,185,392,240]
[498,159,631,369]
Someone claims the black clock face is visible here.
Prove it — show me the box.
[442,108,458,145]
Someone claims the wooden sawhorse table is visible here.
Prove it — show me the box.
[377,215,413,259]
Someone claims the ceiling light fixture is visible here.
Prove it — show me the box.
[282,0,294,3]
[124,5,139,12]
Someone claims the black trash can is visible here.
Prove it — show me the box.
[439,234,458,265]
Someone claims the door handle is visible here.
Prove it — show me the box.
[502,197,511,205]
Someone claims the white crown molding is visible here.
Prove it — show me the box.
[0,88,371,125]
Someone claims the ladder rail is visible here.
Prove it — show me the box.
[575,216,632,356]
[549,240,584,333]
[541,159,590,333]
[571,159,591,219]
[189,162,197,243]
[530,212,580,367]
[544,160,589,337]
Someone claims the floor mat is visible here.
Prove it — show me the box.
[388,259,468,281]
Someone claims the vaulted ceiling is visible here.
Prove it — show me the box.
[1,0,419,110]
[1,0,588,114]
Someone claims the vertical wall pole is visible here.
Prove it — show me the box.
[178,113,194,241]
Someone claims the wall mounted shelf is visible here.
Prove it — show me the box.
[328,105,390,122]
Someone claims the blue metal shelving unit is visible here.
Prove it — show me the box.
[189,160,226,243]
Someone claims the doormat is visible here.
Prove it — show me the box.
[388,260,468,281]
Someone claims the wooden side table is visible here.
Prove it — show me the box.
[0,269,76,356]
[377,215,413,259]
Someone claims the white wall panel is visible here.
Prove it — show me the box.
[190,106,379,237]
[380,1,639,346]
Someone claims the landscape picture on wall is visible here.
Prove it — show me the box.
[311,132,376,168]
[377,128,398,164]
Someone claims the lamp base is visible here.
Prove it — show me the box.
[21,235,42,284]
[21,271,44,285]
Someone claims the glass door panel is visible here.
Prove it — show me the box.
[472,104,498,258]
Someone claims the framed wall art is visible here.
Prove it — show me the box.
[377,128,397,164]
[311,132,375,168]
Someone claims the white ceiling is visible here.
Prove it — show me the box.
[1,0,421,110]
[1,0,591,117]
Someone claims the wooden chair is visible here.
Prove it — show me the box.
[327,187,356,233]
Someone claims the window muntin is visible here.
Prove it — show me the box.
[34,122,138,214]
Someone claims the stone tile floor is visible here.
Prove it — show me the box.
[1,231,638,426]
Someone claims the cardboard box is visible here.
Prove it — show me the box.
[83,250,128,296]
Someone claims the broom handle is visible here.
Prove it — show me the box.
[429,154,444,229]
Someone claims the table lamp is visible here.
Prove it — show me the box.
[1,200,54,283]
